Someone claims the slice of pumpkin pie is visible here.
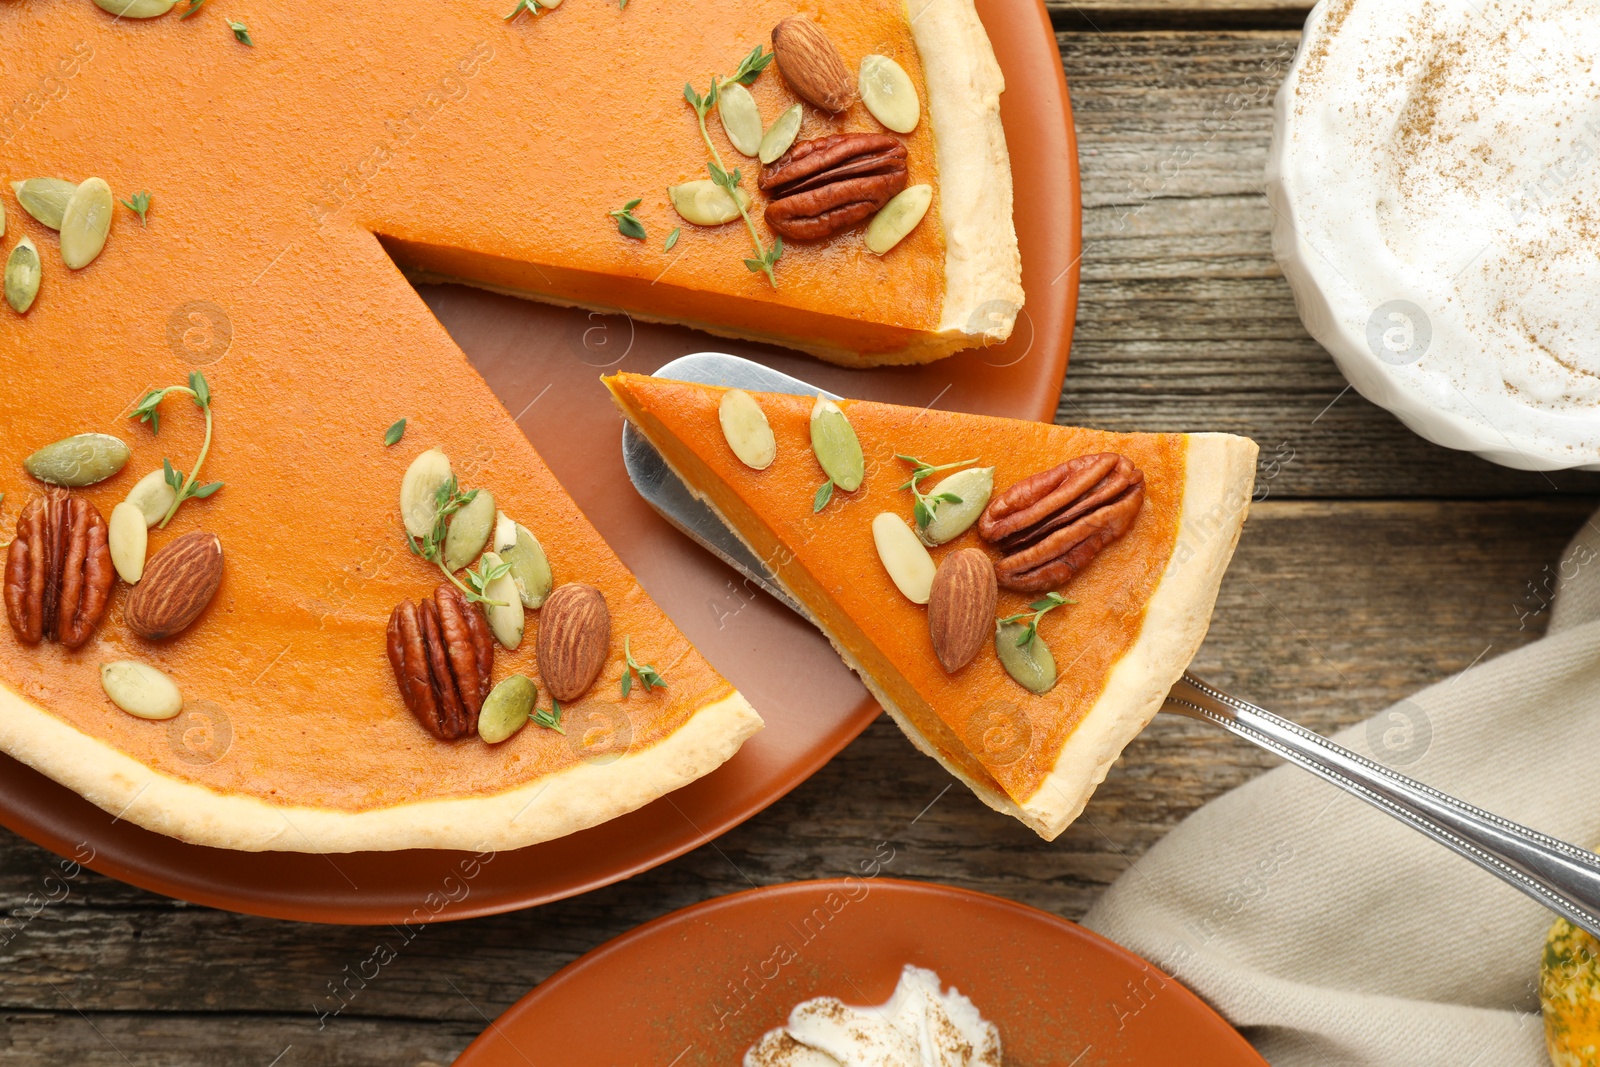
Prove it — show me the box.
[605,373,1257,838]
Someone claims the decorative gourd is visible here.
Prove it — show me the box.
[1542,916,1600,1065]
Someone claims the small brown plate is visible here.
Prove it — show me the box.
[454,879,1267,1066]
[0,0,1081,923]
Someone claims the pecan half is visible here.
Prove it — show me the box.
[978,454,1145,593]
[386,583,494,742]
[759,133,909,241]
[4,491,113,649]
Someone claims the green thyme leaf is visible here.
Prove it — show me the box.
[179,0,207,17]
[608,199,647,240]
[722,45,774,87]
[813,479,835,513]
[621,636,666,695]
[533,698,565,733]
[120,191,152,227]
[188,370,210,409]
[227,19,252,45]
[384,418,407,446]
[664,227,681,252]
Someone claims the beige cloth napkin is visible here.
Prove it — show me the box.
[1084,510,1600,1067]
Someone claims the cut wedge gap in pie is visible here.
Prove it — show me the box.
[606,373,1258,839]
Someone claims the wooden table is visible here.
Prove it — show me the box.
[6,9,1597,1063]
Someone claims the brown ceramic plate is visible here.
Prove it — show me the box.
[455,879,1267,1066]
[0,0,1081,923]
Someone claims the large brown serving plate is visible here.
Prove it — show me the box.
[0,0,1081,922]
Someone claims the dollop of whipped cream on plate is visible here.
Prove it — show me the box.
[742,964,1001,1067]
[1270,0,1600,466]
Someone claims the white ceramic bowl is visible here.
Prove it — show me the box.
[1267,0,1600,471]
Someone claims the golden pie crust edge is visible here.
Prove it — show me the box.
[407,0,1022,368]
[0,685,761,853]
[913,0,1024,353]
[620,412,1255,841]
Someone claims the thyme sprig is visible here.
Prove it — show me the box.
[608,198,647,240]
[720,45,775,88]
[128,370,223,529]
[504,0,547,19]
[533,697,565,733]
[895,454,978,532]
[620,636,667,697]
[683,60,783,287]
[403,477,507,607]
[120,191,152,227]
[999,592,1076,648]
[464,556,514,602]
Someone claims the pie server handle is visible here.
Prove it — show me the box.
[1165,672,1600,940]
[619,355,1600,939]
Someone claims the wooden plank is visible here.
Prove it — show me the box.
[0,1012,476,1067]
[1047,5,1314,34]
[1056,32,1600,497]
[0,498,1586,1035]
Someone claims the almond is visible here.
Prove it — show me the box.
[771,15,856,113]
[124,530,224,641]
[536,583,611,702]
[927,548,997,672]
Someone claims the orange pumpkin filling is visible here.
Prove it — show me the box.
[605,374,1188,804]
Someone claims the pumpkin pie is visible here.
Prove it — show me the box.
[605,373,1258,838]
[0,0,1019,850]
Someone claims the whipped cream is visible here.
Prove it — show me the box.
[1270,0,1600,466]
[742,965,1000,1067]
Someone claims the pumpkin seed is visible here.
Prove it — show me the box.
[478,551,526,650]
[718,388,776,470]
[717,82,764,157]
[24,432,130,487]
[400,448,453,538]
[872,512,936,604]
[809,396,863,492]
[866,184,933,255]
[125,469,178,527]
[108,502,149,584]
[918,466,994,546]
[443,487,494,572]
[668,180,750,226]
[13,178,77,230]
[996,621,1058,694]
[759,104,803,165]
[6,237,41,314]
[859,54,920,134]
[479,674,536,744]
[91,0,177,16]
[60,177,113,270]
[494,511,554,608]
[100,660,184,720]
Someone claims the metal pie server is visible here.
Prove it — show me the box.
[620,352,1600,940]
